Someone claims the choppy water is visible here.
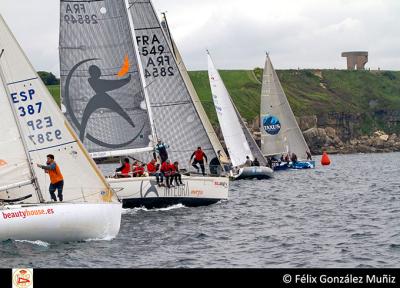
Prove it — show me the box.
[1,152,400,268]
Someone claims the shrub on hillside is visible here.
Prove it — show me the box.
[38,71,60,85]
[382,71,396,80]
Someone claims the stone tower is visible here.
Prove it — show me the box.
[341,51,368,70]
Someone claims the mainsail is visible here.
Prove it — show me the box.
[160,18,229,165]
[260,54,309,160]
[60,0,154,158]
[207,52,253,167]
[0,14,116,203]
[127,0,218,169]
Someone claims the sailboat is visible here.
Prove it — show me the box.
[260,53,315,170]
[59,0,229,208]
[207,52,273,180]
[0,15,122,242]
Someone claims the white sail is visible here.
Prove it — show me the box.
[160,20,229,164]
[0,72,39,202]
[207,52,253,167]
[0,15,116,203]
[260,54,310,160]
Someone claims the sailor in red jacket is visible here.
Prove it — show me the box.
[190,147,208,176]
[115,158,131,178]
[168,160,177,187]
[160,159,172,188]
[134,163,145,177]
[147,159,163,186]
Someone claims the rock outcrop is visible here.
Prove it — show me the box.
[302,126,400,154]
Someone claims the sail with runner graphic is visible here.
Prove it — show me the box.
[60,0,154,159]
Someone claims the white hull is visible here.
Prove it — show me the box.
[232,166,274,180]
[108,175,229,208]
[0,202,122,242]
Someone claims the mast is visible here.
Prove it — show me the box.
[0,49,44,203]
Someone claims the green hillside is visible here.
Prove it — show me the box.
[48,69,400,134]
[188,69,400,124]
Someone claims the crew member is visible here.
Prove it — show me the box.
[37,154,64,202]
[190,147,208,176]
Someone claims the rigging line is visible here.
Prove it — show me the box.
[0,49,4,59]
[0,194,33,203]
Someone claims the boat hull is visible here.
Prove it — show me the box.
[108,176,229,209]
[0,202,122,242]
[273,160,316,171]
[232,166,273,180]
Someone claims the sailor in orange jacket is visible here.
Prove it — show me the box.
[37,154,64,202]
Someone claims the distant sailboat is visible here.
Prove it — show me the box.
[0,15,121,242]
[207,52,273,180]
[260,53,315,170]
[60,0,229,208]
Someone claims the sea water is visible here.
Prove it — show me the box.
[1,152,399,268]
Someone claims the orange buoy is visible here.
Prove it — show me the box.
[321,151,331,166]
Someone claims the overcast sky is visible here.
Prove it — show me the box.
[0,0,398,76]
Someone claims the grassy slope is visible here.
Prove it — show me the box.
[47,85,61,106]
[48,70,400,132]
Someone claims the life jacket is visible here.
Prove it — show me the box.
[135,165,144,176]
[121,163,131,175]
[194,150,204,161]
[161,162,170,172]
[169,163,177,172]
[48,162,63,184]
[161,162,173,176]
[147,162,157,173]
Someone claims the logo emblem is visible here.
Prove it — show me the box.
[64,56,146,148]
[262,115,281,135]
[12,269,33,288]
